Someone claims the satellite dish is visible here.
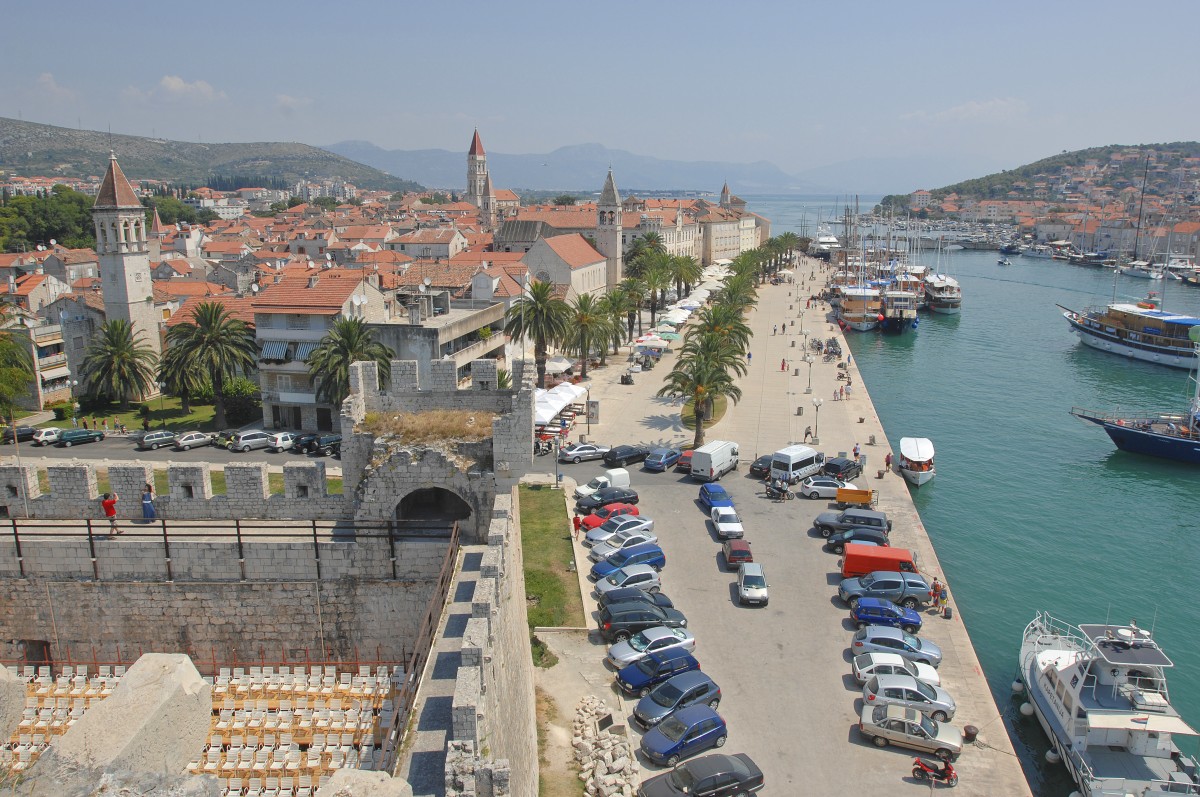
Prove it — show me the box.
[325,253,332,261]
[418,283,427,293]
[307,260,315,269]
[423,277,432,287]
[49,239,56,246]
[251,283,260,293]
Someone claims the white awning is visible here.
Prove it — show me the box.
[544,356,574,374]
[899,437,935,462]
[1087,712,1199,736]
[39,365,71,382]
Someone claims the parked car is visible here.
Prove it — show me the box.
[674,451,694,472]
[858,704,963,761]
[851,652,941,688]
[736,563,769,606]
[584,515,655,548]
[31,427,63,446]
[799,475,855,500]
[632,671,722,729]
[614,648,699,697]
[308,433,341,456]
[851,626,943,667]
[747,454,773,479]
[588,529,659,563]
[579,503,639,531]
[635,753,764,797]
[606,626,695,670]
[57,428,104,447]
[229,430,272,452]
[598,587,674,612]
[594,564,661,597]
[864,673,957,722]
[137,429,178,450]
[709,507,744,540]
[813,508,891,538]
[267,431,297,452]
[1,426,37,443]
[697,483,733,510]
[604,444,651,467]
[590,543,666,581]
[839,571,932,610]
[643,448,683,472]
[824,526,889,554]
[721,539,753,571]
[289,432,318,453]
[173,431,214,451]
[598,602,687,643]
[640,705,729,767]
[575,486,639,514]
[823,456,864,481]
[559,442,611,464]
[851,597,923,634]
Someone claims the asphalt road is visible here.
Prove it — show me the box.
[0,436,337,469]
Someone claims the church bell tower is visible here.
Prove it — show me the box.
[596,169,623,290]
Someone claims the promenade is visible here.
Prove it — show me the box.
[558,256,1031,795]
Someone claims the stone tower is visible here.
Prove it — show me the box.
[596,169,623,290]
[719,181,731,209]
[466,129,487,209]
[481,170,497,229]
[93,155,162,359]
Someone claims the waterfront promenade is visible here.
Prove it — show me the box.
[561,256,1032,795]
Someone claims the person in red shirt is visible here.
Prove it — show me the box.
[572,514,582,540]
[101,492,120,535]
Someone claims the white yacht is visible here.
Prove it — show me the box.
[923,273,962,314]
[897,437,935,486]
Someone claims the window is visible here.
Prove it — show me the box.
[287,315,307,330]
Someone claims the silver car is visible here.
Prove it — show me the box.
[799,475,855,500]
[558,443,611,463]
[858,704,963,761]
[583,515,655,549]
[173,431,214,451]
[851,652,941,688]
[606,626,695,670]
[851,626,943,667]
[588,529,658,563]
[594,564,661,597]
[863,674,956,721]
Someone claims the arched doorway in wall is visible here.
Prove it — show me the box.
[395,487,472,525]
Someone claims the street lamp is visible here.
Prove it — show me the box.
[69,380,79,426]
[811,397,823,445]
[158,382,166,428]
[804,355,814,394]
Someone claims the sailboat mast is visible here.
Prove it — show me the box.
[1131,156,1150,261]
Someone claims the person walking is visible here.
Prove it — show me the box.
[82,418,89,430]
[572,514,582,540]
[839,385,845,400]
[747,352,752,365]
[929,577,943,608]
[938,586,950,617]
[884,451,893,471]
[102,418,108,433]
[773,324,777,336]
[804,425,813,442]
[141,483,156,523]
[70,415,78,428]
[780,358,787,372]
[101,492,121,535]
[853,443,861,462]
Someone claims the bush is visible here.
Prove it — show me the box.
[49,403,72,421]
[222,376,261,426]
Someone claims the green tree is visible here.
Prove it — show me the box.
[618,277,648,337]
[597,291,633,356]
[553,195,578,206]
[640,253,672,328]
[503,280,571,389]
[158,342,205,415]
[685,305,752,355]
[312,196,338,211]
[143,196,199,226]
[0,306,34,416]
[657,352,742,449]
[162,302,258,429]
[80,319,158,410]
[287,197,306,208]
[307,317,396,407]
[776,232,800,265]
[561,294,611,378]
[668,255,703,300]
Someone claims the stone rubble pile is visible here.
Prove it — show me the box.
[571,696,638,797]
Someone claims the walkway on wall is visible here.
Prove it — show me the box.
[397,546,480,797]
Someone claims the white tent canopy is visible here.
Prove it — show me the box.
[543,356,575,374]
[534,382,590,425]
[899,437,935,463]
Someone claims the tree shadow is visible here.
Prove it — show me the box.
[640,414,686,433]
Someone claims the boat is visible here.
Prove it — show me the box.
[1024,245,1056,259]
[923,273,962,314]
[1119,261,1165,280]
[1017,612,1200,797]
[1181,272,1200,288]
[897,437,935,486]
[998,257,1012,266]
[837,286,882,332]
[1070,328,1200,462]
[1059,294,1200,370]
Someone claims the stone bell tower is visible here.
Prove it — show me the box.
[596,169,623,290]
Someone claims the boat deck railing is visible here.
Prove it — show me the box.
[1071,407,1193,427]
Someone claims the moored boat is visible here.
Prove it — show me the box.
[923,273,962,314]
[880,281,919,334]
[998,257,1012,266]
[897,437,935,486]
[1119,261,1165,280]
[837,286,882,332]
[1017,612,1200,797]
[1059,295,1200,370]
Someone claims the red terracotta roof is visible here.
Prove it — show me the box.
[94,155,142,208]
[251,268,366,314]
[469,129,485,156]
[544,234,604,270]
[166,294,257,328]
[155,281,231,299]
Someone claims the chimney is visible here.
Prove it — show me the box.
[307,275,319,288]
[6,276,15,294]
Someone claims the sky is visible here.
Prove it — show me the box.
[4,1,1199,188]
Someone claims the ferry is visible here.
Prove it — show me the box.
[837,286,882,332]
[923,273,962,315]
[1059,296,1200,370]
[898,437,935,486]
[880,283,919,334]
[1017,612,1200,797]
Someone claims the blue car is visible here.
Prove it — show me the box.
[698,483,734,510]
[644,448,683,472]
[590,542,666,580]
[615,649,701,697]
[850,597,923,634]
[639,704,729,767]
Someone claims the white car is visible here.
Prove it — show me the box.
[606,627,695,669]
[173,431,214,451]
[710,507,744,540]
[268,431,297,452]
[588,530,658,563]
[32,427,63,446]
[558,443,611,464]
[583,516,655,549]
[851,652,941,688]
[799,475,856,500]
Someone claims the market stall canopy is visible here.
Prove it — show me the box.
[544,356,575,374]
[533,382,591,424]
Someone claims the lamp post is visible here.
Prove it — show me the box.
[158,382,166,428]
[804,355,814,394]
[811,397,823,445]
[69,380,79,426]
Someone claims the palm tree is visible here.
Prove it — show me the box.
[597,292,632,359]
[561,293,611,378]
[777,232,800,266]
[685,305,753,355]
[0,307,34,417]
[714,273,758,314]
[307,317,395,407]
[667,255,703,300]
[657,352,742,449]
[680,331,747,378]
[503,279,571,389]
[618,277,648,337]
[163,302,258,428]
[624,232,665,279]
[496,368,512,390]
[641,253,672,328]
[80,319,158,410]
[158,343,204,416]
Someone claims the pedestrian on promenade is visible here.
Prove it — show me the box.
[939,587,950,616]
[773,324,777,336]
[804,426,813,442]
[142,418,151,432]
[70,415,77,428]
[839,385,845,400]
[806,299,811,309]
[141,483,157,523]
[780,358,787,372]
[833,388,839,401]
[101,492,120,535]
[572,515,582,540]
[102,418,108,433]
[82,418,89,430]
[747,352,752,365]
[929,577,943,607]
[884,452,893,471]
[847,353,852,366]
[853,443,861,462]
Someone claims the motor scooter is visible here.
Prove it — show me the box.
[912,757,957,787]
[764,480,794,501]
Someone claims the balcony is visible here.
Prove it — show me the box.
[449,337,504,367]
[32,325,63,342]
[37,352,68,369]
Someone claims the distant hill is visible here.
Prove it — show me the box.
[0,117,422,191]
[324,140,831,194]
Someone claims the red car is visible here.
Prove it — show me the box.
[722,539,753,570]
[674,450,694,472]
[581,502,640,530]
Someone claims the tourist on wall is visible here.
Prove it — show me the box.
[141,483,157,523]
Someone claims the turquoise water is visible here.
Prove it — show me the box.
[748,195,1200,796]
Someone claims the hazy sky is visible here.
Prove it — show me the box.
[5,1,1197,181]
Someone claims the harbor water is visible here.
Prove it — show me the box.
[747,195,1200,796]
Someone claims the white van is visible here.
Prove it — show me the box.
[690,440,739,482]
[769,445,825,484]
[573,468,631,499]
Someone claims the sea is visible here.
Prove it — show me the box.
[745,194,1200,796]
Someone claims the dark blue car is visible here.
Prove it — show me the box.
[850,597,923,634]
[644,448,683,472]
[590,542,666,580]
[615,649,700,697]
[698,483,733,510]
[639,704,729,767]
